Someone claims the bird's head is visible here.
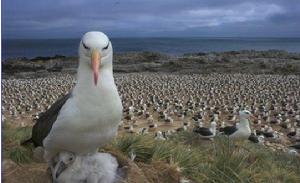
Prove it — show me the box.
[54,151,76,179]
[239,110,255,120]
[79,31,112,86]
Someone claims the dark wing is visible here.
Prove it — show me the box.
[287,131,296,138]
[194,127,213,136]
[22,92,71,147]
[255,130,264,136]
[290,144,300,150]
[223,126,238,136]
[248,133,259,143]
[176,127,185,132]
[263,132,274,138]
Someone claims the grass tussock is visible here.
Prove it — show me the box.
[111,131,300,183]
[3,122,32,145]
[9,146,33,164]
[3,122,300,182]
[3,122,33,164]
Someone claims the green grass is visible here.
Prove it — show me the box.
[9,146,33,164]
[111,131,300,183]
[3,122,33,164]
[3,122,300,182]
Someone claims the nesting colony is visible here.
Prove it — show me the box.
[2,73,300,152]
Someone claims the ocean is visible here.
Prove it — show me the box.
[2,37,300,60]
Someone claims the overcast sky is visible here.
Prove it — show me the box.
[2,0,300,38]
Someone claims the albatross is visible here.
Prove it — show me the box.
[193,121,217,139]
[222,110,253,139]
[24,32,123,167]
[53,151,119,183]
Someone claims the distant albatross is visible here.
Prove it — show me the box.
[24,32,123,167]
[222,110,253,139]
[194,121,217,139]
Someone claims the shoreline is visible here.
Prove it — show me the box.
[3,49,300,61]
[2,50,300,78]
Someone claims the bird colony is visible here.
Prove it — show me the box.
[2,73,300,154]
[2,74,75,126]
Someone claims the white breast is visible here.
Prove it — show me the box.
[43,69,122,156]
[230,126,251,139]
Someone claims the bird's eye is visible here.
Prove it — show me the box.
[82,42,90,50]
[103,42,110,50]
[69,157,73,161]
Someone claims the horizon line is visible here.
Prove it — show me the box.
[3,36,300,40]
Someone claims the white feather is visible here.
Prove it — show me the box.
[56,152,119,183]
[43,32,123,163]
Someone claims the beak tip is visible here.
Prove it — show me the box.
[55,161,67,179]
[94,73,98,86]
[91,49,100,86]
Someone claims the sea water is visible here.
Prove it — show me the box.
[2,37,300,60]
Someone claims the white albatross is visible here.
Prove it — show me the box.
[24,31,123,170]
[222,110,253,139]
[193,121,217,139]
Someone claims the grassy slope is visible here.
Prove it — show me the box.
[110,132,300,183]
[3,123,300,183]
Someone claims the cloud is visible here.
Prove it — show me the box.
[183,3,284,27]
[2,0,299,38]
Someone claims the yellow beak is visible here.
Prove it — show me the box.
[91,49,101,86]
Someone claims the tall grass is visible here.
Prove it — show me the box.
[3,122,33,164]
[111,132,300,183]
[3,122,300,182]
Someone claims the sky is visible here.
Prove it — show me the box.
[2,0,300,38]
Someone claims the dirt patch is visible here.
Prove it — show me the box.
[3,160,51,183]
